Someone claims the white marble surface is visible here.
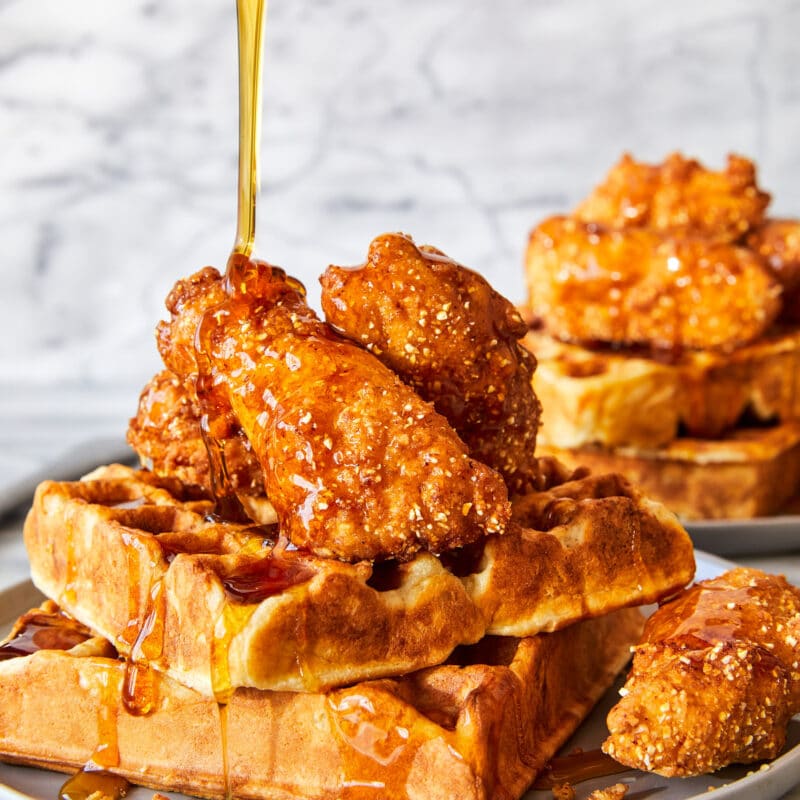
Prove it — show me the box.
[2,0,800,456]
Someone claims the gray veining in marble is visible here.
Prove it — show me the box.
[1,0,800,460]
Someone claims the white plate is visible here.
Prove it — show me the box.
[1,552,799,800]
[685,516,800,557]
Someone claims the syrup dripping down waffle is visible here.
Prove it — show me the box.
[24,464,693,697]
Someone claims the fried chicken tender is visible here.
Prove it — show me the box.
[748,218,800,323]
[158,257,511,562]
[575,152,770,241]
[126,369,264,496]
[320,232,543,494]
[748,219,800,291]
[526,216,782,352]
[604,567,800,777]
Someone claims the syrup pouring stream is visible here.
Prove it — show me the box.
[61,4,270,800]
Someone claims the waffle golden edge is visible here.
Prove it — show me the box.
[1,230,697,800]
[0,601,644,800]
[23,463,693,697]
[524,152,800,519]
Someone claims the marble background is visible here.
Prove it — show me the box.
[1,0,800,471]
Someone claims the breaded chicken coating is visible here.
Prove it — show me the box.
[575,152,770,242]
[604,567,800,777]
[158,257,511,561]
[748,219,800,292]
[126,369,264,496]
[321,232,543,494]
[748,218,800,323]
[526,216,782,352]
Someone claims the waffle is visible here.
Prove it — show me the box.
[524,325,800,449]
[539,423,800,520]
[24,464,694,697]
[0,602,645,800]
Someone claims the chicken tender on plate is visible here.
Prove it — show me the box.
[526,215,782,352]
[321,232,543,494]
[157,256,511,562]
[604,567,800,777]
[575,152,770,242]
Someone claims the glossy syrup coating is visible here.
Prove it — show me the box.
[574,152,770,242]
[321,232,543,494]
[0,601,94,661]
[158,257,511,561]
[604,567,800,777]
[747,218,800,323]
[526,215,782,352]
[747,219,800,291]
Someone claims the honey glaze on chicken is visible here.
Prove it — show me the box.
[321,232,544,495]
[604,567,800,777]
[157,253,511,562]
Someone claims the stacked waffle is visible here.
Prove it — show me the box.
[524,153,800,520]
[0,233,695,800]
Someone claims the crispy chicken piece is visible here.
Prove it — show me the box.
[604,567,800,777]
[320,232,543,494]
[526,215,782,352]
[575,152,770,241]
[156,266,227,379]
[748,218,800,323]
[748,219,800,291]
[126,369,264,496]
[158,257,511,562]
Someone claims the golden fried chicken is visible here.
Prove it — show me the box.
[320,232,543,494]
[127,369,264,496]
[604,567,800,777]
[748,218,800,323]
[575,152,770,242]
[748,219,800,290]
[526,215,782,352]
[158,256,511,562]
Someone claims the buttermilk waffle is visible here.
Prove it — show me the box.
[524,325,800,449]
[0,601,645,800]
[23,463,693,697]
[539,423,800,520]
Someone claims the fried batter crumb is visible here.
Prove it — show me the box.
[587,783,628,800]
[551,783,576,800]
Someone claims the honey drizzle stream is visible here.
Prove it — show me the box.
[198,427,251,524]
[231,0,267,263]
[194,0,269,525]
[208,4,269,799]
